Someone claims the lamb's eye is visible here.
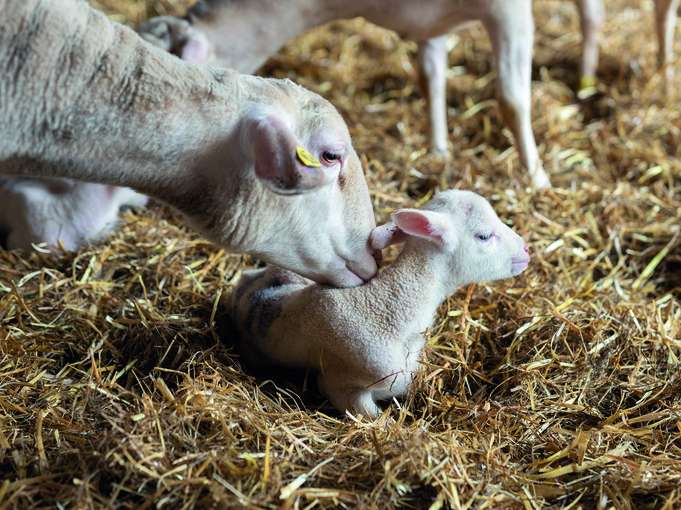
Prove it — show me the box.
[476,232,493,242]
[321,151,342,165]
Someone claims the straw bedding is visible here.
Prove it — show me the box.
[1,0,680,507]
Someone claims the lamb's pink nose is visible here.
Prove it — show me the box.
[523,244,529,255]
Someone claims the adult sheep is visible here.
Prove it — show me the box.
[0,0,378,288]
[139,0,550,189]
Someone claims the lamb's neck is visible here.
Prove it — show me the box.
[368,241,461,332]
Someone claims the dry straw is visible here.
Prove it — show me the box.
[1,0,680,507]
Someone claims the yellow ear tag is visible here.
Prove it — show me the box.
[296,146,321,168]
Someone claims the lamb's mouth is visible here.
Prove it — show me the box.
[511,257,530,275]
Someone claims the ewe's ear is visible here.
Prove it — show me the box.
[370,222,407,250]
[392,209,455,247]
[243,108,338,195]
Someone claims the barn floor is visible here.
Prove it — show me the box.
[2,0,681,508]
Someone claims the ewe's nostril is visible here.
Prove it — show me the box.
[523,244,529,255]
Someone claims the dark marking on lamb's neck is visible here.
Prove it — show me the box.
[254,294,282,338]
[243,287,283,339]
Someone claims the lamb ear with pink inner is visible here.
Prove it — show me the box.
[391,209,455,247]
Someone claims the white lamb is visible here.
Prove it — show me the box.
[0,178,147,251]
[229,190,530,417]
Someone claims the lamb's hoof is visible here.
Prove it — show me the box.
[429,146,450,159]
[577,75,599,100]
[531,170,552,190]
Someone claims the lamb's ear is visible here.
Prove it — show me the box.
[243,109,337,195]
[392,209,455,247]
[370,222,407,250]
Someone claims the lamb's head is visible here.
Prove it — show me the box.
[192,79,378,288]
[371,190,529,287]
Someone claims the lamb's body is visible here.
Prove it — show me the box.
[0,178,147,251]
[233,253,437,415]
[230,190,530,416]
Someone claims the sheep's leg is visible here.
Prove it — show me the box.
[654,0,679,96]
[576,0,605,91]
[417,36,450,156]
[319,373,380,418]
[346,391,381,418]
[483,0,550,188]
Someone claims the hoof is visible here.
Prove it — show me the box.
[531,171,552,190]
[577,75,598,100]
[429,147,450,159]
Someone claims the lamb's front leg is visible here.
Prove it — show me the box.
[483,0,550,189]
[654,0,680,97]
[417,36,449,156]
[318,373,380,418]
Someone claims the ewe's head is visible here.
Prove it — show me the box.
[232,80,378,288]
[371,190,529,286]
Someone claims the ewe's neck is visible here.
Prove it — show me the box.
[368,241,461,332]
[0,0,243,209]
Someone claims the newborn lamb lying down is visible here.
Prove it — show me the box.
[230,190,530,417]
[0,178,147,251]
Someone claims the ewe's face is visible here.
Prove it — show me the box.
[241,88,378,288]
[440,191,529,286]
[288,96,378,287]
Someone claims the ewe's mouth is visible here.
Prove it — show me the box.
[346,255,378,283]
[328,266,364,288]
[349,266,368,283]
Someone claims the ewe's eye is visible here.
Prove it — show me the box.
[475,232,493,242]
[321,151,342,165]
